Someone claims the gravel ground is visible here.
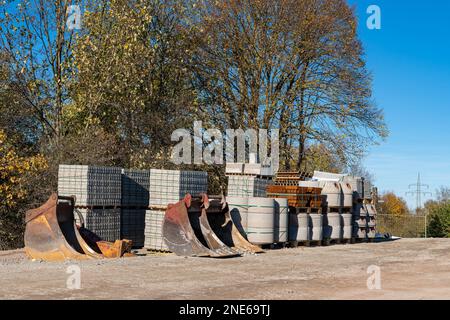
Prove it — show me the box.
[0,239,449,300]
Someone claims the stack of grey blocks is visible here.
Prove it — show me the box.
[148,169,208,206]
[121,169,150,248]
[58,165,122,242]
[226,175,272,197]
[58,165,209,250]
[121,169,150,207]
[144,169,208,251]
[366,203,377,239]
[144,209,169,251]
[75,208,121,241]
[58,165,122,206]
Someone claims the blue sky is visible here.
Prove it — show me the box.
[350,0,450,208]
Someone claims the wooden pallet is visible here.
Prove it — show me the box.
[290,240,323,247]
[256,242,288,250]
[323,207,352,214]
[291,207,323,214]
[226,173,273,179]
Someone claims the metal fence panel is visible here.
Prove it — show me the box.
[376,214,427,238]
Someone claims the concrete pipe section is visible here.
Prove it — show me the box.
[310,214,323,241]
[247,197,276,245]
[289,212,310,242]
[274,198,289,243]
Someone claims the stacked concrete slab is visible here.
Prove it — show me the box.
[144,209,169,251]
[144,169,208,251]
[226,155,274,198]
[148,169,208,206]
[58,165,122,206]
[121,169,150,207]
[121,169,150,248]
[227,175,272,197]
[76,208,121,242]
[58,165,122,242]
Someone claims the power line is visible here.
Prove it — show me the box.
[405,173,432,210]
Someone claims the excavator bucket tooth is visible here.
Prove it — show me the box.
[24,193,93,261]
[204,196,264,254]
[162,194,239,257]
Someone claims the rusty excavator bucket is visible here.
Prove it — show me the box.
[162,194,263,257]
[207,196,264,255]
[24,193,132,262]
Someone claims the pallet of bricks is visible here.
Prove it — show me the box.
[144,169,208,252]
[266,171,324,247]
[58,165,122,242]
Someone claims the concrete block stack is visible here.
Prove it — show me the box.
[144,169,208,251]
[76,208,121,241]
[352,203,368,241]
[227,175,272,197]
[120,169,150,248]
[226,155,274,197]
[144,209,169,251]
[58,165,122,206]
[58,165,122,241]
[366,203,377,239]
[148,169,208,206]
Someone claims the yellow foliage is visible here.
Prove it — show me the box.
[0,130,48,208]
[379,192,409,216]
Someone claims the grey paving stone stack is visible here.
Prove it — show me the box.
[58,165,122,242]
[121,169,150,207]
[144,209,169,251]
[227,175,272,197]
[58,165,122,206]
[148,169,208,206]
[121,208,146,247]
[144,169,208,251]
[76,208,121,242]
[121,169,150,247]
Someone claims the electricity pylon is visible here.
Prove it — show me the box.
[405,173,432,211]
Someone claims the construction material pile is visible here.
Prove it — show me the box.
[25,162,379,261]
[58,166,208,252]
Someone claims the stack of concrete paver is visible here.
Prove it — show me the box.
[121,169,150,248]
[148,169,208,206]
[227,175,272,197]
[144,209,169,251]
[121,169,150,207]
[144,169,208,251]
[75,208,121,242]
[58,165,122,206]
[58,165,122,241]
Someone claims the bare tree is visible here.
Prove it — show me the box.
[188,0,387,169]
[0,0,81,150]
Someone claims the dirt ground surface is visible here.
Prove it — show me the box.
[0,238,449,300]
